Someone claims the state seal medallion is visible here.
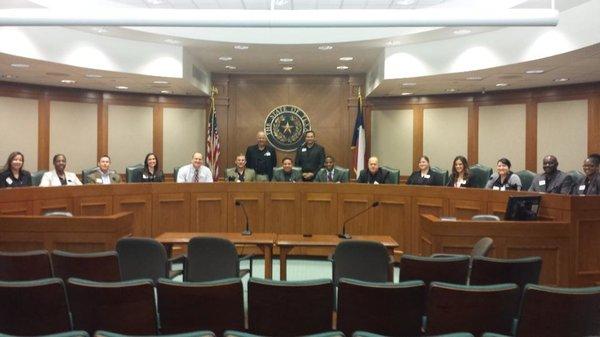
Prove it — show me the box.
[264,105,311,151]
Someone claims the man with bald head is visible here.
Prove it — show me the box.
[357,156,391,184]
[176,152,213,183]
[245,131,277,181]
[529,155,573,194]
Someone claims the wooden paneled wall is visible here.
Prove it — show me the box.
[368,82,600,172]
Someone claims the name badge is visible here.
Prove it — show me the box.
[5,177,12,185]
[264,152,271,156]
[143,174,148,179]
[579,185,585,191]
[539,180,546,186]
[492,186,500,191]
[500,186,506,191]
[424,174,430,179]
[96,178,102,184]
[374,181,379,185]
[301,148,307,152]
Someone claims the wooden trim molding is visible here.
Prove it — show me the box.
[37,95,50,170]
[412,105,424,171]
[589,95,600,154]
[467,103,479,164]
[153,103,164,164]
[97,96,109,160]
[525,99,538,172]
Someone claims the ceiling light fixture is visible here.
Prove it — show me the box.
[466,76,483,80]
[446,88,457,92]
[115,86,128,90]
[282,66,293,71]
[234,45,249,50]
[554,78,569,82]
[453,29,472,35]
[85,74,102,78]
[92,27,107,33]
[386,41,400,46]
[336,65,349,70]
[61,79,76,84]
[401,92,413,96]
[2,74,17,79]
[160,90,171,94]
[225,65,237,70]
[10,63,29,68]
[525,69,544,74]
[145,0,164,5]
[274,0,289,6]
[153,80,169,84]
[279,58,294,62]
[402,82,416,86]
[218,56,232,61]
[495,83,509,87]
[339,57,354,61]
[318,45,333,51]
[164,38,180,44]
[396,0,417,5]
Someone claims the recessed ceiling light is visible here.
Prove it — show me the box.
[336,65,349,70]
[145,0,164,5]
[525,69,545,74]
[10,63,29,68]
[234,45,249,50]
[92,27,108,34]
[153,80,169,84]
[274,0,289,6]
[164,39,180,44]
[282,66,293,71]
[225,65,237,70]
[466,76,483,80]
[279,58,294,63]
[318,45,333,51]
[218,56,232,61]
[386,41,400,46]
[61,79,76,84]
[339,57,354,61]
[85,74,102,78]
[115,86,128,90]
[446,88,457,92]
[401,92,413,96]
[2,74,17,79]
[554,78,569,82]
[160,90,171,94]
[495,83,509,87]
[396,0,417,5]
[453,29,472,35]
[402,82,416,86]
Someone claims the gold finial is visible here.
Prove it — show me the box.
[211,86,219,97]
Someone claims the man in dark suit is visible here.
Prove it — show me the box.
[315,156,346,183]
[529,155,573,194]
[357,156,390,184]
[295,130,325,182]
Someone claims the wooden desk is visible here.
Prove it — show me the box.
[0,212,133,252]
[276,234,399,281]
[154,232,276,279]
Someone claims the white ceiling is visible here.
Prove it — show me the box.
[0,0,598,97]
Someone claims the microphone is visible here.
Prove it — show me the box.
[339,201,380,239]
[235,200,252,236]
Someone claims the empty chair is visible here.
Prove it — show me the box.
[248,278,334,336]
[225,331,344,337]
[157,278,244,335]
[0,278,71,335]
[185,237,249,282]
[469,164,493,188]
[333,240,391,285]
[67,278,157,335]
[469,256,542,292]
[516,170,536,191]
[116,237,183,282]
[353,332,474,337]
[51,250,121,282]
[380,166,400,184]
[0,250,53,281]
[431,237,494,259]
[471,214,501,221]
[95,331,215,337]
[426,282,520,336]
[337,278,426,337]
[125,163,144,183]
[0,332,89,337]
[399,254,470,286]
[514,284,600,337]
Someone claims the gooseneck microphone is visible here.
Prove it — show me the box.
[338,201,380,239]
[235,200,252,236]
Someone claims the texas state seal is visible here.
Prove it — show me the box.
[264,105,311,151]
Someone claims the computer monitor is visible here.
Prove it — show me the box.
[504,196,541,220]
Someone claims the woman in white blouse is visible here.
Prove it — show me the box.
[39,154,82,187]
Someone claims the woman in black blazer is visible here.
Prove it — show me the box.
[448,155,473,188]
[407,155,440,186]
[138,153,165,183]
[0,151,32,188]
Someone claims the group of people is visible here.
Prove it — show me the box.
[2,130,600,196]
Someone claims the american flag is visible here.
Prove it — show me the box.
[351,90,366,177]
[206,90,220,180]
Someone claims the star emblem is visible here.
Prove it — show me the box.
[282,121,294,134]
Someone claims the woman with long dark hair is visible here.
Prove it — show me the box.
[448,155,473,188]
[0,151,32,188]
[139,152,164,182]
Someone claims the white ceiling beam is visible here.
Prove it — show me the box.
[0,8,559,27]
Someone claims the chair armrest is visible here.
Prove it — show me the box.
[430,253,461,258]
[168,254,186,264]
[239,253,254,261]
[327,253,334,262]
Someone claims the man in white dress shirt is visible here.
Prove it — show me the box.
[176,152,214,183]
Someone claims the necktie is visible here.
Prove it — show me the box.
[327,171,333,182]
[193,169,199,183]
